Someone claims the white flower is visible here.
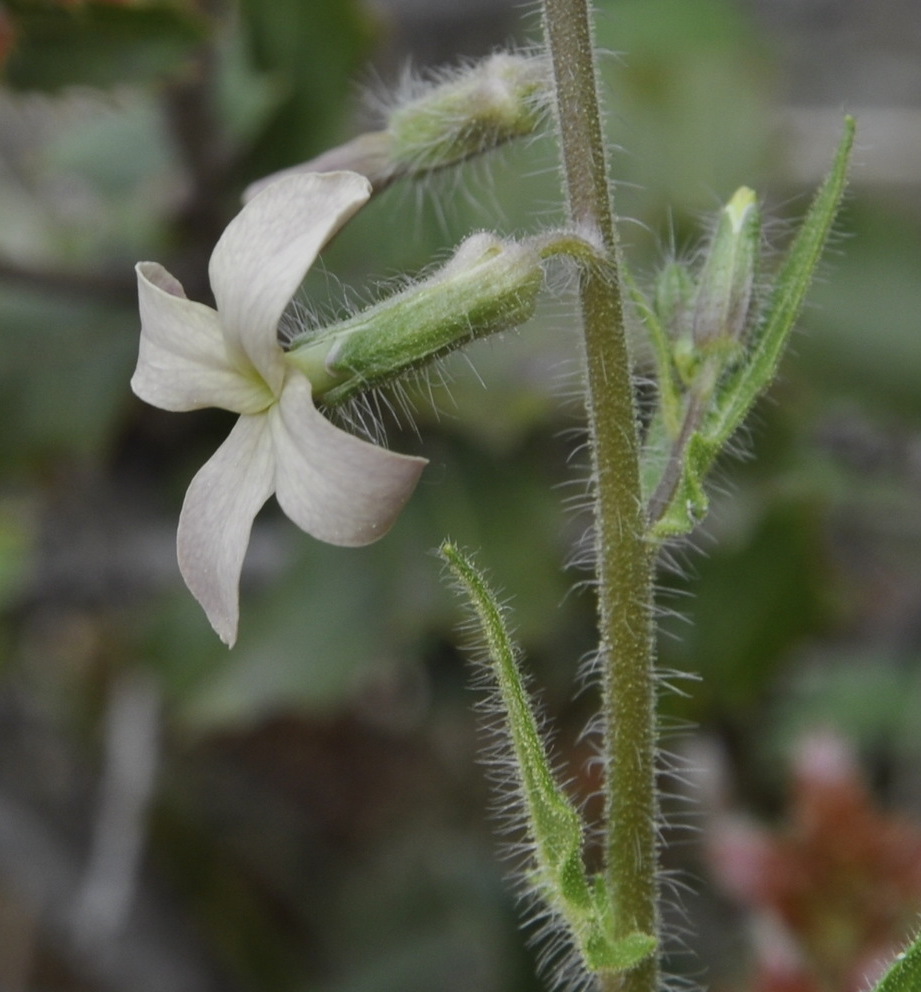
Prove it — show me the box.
[132,171,427,647]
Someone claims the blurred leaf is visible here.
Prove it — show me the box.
[46,96,172,197]
[595,0,775,223]
[213,16,286,150]
[324,828,516,992]
[659,490,833,717]
[238,0,376,178]
[3,1,205,90]
[0,498,33,613]
[177,536,410,728]
[0,290,137,467]
[798,203,921,424]
[773,651,921,759]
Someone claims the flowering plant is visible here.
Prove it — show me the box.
[127,3,921,991]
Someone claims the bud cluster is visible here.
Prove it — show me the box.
[637,117,855,538]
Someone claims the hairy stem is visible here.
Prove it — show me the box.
[541,2,660,990]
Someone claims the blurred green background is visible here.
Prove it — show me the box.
[0,1,920,990]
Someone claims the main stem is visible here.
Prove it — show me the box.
[541,2,659,991]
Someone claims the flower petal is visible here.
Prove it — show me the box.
[209,172,372,393]
[133,262,273,414]
[177,414,276,647]
[271,375,427,546]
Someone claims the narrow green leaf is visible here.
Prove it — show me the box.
[438,542,590,892]
[438,542,657,977]
[872,931,921,992]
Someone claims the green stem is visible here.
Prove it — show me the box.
[541,2,660,991]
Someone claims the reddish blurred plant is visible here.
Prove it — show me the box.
[709,732,921,992]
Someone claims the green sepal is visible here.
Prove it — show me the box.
[655,260,699,394]
[625,265,684,437]
[286,234,544,404]
[389,53,549,174]
[439,542,657,978]
[871,930,921,992]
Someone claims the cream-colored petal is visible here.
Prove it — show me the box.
[177,414,276,647]
[271,375,427,546]
[133,262,273,414]
[242,133,393,202]
[208,172,372,393]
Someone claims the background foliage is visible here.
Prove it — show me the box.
[0,1,920,990]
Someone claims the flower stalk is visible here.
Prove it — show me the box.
[541,1,660,990]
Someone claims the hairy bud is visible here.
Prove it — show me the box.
[244,53,549,201]
[692,186,761,351]
[286,233,544,403]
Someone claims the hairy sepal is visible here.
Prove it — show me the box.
[388,52,550,175]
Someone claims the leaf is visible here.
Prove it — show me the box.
[438,542,657,979]
[3,1,205,90]
[871,931,921,992]
[649,431,710,539]
[237,0,374,176]
[0,291,138,468]
[177,538,402,728]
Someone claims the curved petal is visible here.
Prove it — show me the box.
[271,375,427,546]
[177,414,276,646]
[133,262,273,414]
[209,172,372,393]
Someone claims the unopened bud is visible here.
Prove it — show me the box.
[388,52,549,174]
[286,233,544,403]
[692,186,760,351]
[244,53,549,202]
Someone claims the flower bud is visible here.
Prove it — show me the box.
[243,53,549,201]
[387,52,549,174]
[692,186,760,351]
[286,233,544,403]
